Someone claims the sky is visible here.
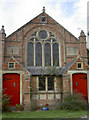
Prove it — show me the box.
[0,0,89,48]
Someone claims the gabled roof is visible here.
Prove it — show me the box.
[26,66,63,76]
[63,57,89,73]
[6,10,78,40]
[25,57,89,76]
[2,56,31,75]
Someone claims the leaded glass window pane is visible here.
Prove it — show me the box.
[39,76,45,91]
[48,77,54,90]
[36,43,42,66]
[53,43,59,66]
[8,63,14,69]
[45,43,51,66]
[38,30,47,39]
[27,42,34,66]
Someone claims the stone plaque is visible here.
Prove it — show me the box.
[7,46,19,55]
[48,94,54,99]
[56,94,60,99]
[67,47,78,56]
[40,94,46,99]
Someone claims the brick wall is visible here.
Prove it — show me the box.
[3,12,87,66]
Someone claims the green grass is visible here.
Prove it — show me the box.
[2,110,87,118]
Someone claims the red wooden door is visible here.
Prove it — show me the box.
[72,73,87,100]
[3,73,20,106]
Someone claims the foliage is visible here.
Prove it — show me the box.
[16,104,23,111]
[31,101,39,111]
[2,92,11,112]
[16,104,22,107]
[46,61,61,76]
[56,93,87,111]
[30,82,33,100]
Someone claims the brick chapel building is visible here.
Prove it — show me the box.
[1,7,89,111]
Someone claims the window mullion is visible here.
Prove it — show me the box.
[45,77,47,91]
[51,39,53,66]
[34,38,36,66]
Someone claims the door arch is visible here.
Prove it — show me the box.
[3,73,20,106]
[72,73,87,100]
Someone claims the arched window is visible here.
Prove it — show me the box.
[27,42,34,66]
[53,43,59,66]
[27,30,60,67]
[36,43,42,66]
[45,43,51,66]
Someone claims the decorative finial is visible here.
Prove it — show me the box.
[1,25,5,33]
[80,30,86,37]
[42,6,45,13]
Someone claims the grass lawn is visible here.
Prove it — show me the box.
[2,109,87,118]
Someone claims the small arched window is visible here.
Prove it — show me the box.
[53,43,59,66]
[27,42,34,66]
[45,43,51,66]
[36,42,42,66]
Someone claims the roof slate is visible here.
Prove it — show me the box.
[26,57,89,76]
[26,66,64,76]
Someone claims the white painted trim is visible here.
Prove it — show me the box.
[68,70,88,74]
[8,62,15,69]
[20,74,22,105]
[2,71,24,74]
[2,70,24,105]
[76,62,83,69]
[70,74,73,94]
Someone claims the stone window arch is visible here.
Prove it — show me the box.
[27,29,61,67]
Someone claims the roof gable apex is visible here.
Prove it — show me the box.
[2,56,31,74]
[63,57,89,73]
[6,11,78,40]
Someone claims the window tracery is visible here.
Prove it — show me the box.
[27,30,60,66]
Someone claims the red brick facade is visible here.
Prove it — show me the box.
[1,8,89,111]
